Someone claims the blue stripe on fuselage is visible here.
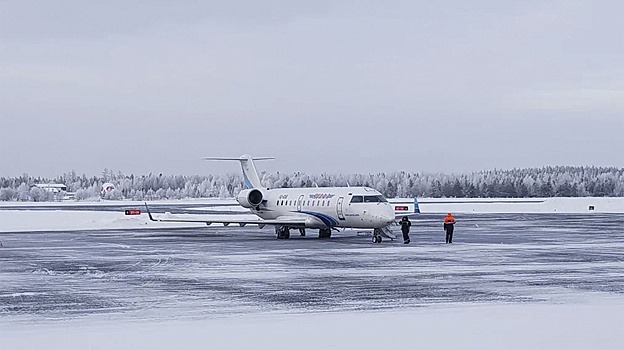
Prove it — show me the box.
[298,211,339,227]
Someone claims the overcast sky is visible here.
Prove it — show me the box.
[1,1,622,177]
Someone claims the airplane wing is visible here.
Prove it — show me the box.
[144,203,307,228]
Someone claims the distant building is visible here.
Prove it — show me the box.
[34,183,67,193]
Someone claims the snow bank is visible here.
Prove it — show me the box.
[0,198,238,208]
[2,298,621,350]
[1,197,622,233]
[186,205,250,213]
[417,197,624,213]
[0,211,208,232]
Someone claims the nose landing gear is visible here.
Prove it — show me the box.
[372,227,393,243]
[372,234,382,243]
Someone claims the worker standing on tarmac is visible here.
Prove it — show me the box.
[443,213,456,243]
[400,216,411,244]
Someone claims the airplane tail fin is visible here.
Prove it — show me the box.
[204,154,274,189]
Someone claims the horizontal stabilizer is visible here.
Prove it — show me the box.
[203,157,274,161]
[203,154,273,189]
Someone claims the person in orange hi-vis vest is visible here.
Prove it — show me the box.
[443,213,456,243]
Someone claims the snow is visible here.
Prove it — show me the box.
[1,197,622,233]
[417,197,624,213]
[0,198,238,208]
[0,211,202,232]
[0,199,250,232]
[186,205,250,213]
[2,299,622,350]
[1,201,622,349]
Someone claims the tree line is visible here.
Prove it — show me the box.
[0,166,622,201]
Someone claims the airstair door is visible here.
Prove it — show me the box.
[337,196,345,220]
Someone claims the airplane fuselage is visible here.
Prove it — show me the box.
[147,155,403,242]
[246,187,395,229]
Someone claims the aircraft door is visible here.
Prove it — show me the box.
[337,196,345,220]
[297,194,304,211]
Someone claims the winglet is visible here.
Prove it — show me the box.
[144,202,157,221]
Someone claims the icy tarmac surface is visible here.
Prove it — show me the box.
[1,210,623,323]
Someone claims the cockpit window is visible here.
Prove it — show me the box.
[350,195,363,203]
[364,196,379,203]
[363,195,388,203]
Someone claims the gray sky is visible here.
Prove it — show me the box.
[1,0,622,177]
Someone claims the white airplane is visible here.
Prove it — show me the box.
[146,155,416,243]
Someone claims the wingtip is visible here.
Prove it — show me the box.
[144,202,156,221]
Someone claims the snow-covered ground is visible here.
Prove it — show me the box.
[0,200,249,232]
[3,299,621,350]
[1,197,621,233]
[0,198,238,208]
[417,197,624,213]
[0,202,622,349]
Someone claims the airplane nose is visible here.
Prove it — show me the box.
[379,215,394,223]
[378,209,396,224]
[373,205,396,225]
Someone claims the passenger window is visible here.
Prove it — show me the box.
[350,196,363,203]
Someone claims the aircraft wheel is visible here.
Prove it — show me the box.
[373,235,382,243]
[319,228,331,239]
[276,227,290,239]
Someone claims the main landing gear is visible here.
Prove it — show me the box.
[318,228,332,239]
[276,226,290,239]
[276,227,331,240]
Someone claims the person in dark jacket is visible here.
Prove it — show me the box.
[443,213,456,243]
[400,216,411,244]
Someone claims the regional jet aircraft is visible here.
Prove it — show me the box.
[146,155,416,243]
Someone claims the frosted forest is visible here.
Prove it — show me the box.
[1,166,622,201]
